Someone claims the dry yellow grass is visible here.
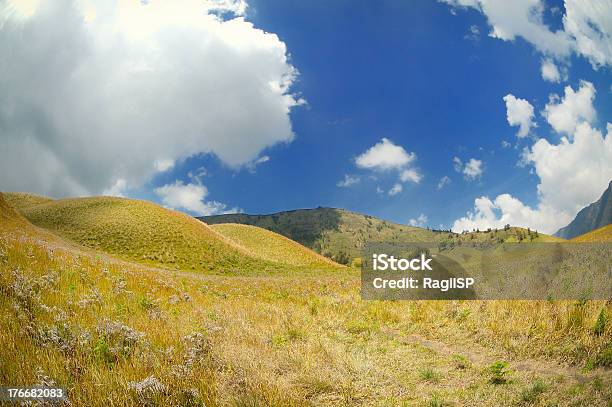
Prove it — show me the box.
[572,224,612,242]
[3,191,53,211]
[1,192,611,406]
[211,223,339,267]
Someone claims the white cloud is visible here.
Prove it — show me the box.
[409,213,428,227]
[388,183,403,196]
[540,58,563,82]
[454,121,612,234]
[154,159,175,172]
[563,0,612,69]
[103,178,128,197]
[452,194,565,232]
[463,158,483,180]
[355,138,415,171]
[464,24,480,41]
[355,137,422,193]
[246,155,270,172]
[437,175,451,190]
[154,180,234,216]
[399,168,422,184]
[0,0,301,198]
[501,140,512,148]
[527,122,612,216]
[503,94,536,138]
[441,0,572,57]
[442,0,612,69]
[453,156,463,172]
[543,80,596,135]
[337,174,360,188]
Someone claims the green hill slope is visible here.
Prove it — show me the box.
[201,208,562,263]
[210,223,339,267]
[8,194,341,273]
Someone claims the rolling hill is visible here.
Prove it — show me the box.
[5,193,340,273]
[201,208,563,263]
[556,181,612,239]
[210,223,338,267]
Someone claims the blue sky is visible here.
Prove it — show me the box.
[146,0,611,231]
[1,0,610,233]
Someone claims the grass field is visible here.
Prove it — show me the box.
[1,192,611,406]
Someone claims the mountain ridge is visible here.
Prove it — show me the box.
[555,181,612,239]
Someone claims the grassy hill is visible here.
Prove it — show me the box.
[210,223,338,267]
[572,224,612,242]
[202,208,563,264]
[6,193,339,273]
[3,191,53,211]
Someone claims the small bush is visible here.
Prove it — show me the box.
[488,361,511,384]
[593,309,606,336]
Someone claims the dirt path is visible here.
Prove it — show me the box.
[402,333,598,384]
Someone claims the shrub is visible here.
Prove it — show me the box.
[488,361,511,384]
[593,308,606,336]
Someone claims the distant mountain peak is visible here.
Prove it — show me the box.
[555,181,612,239]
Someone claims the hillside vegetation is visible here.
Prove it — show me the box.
[1,192,610,406]
[202,208,563,264]
[572,224,612,242]
[210,223,337,267]
[7,194,339,274]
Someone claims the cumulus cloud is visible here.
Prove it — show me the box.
[540,58,564,82]
[0,0,301,198]
[563,0,612,69]
[503,94,536,137]
[437,176,451,190]
[543,80,596,135]
[441,0,571,57]
[408,214,428,227]
[388,183,403,196]
[452,194,565,232]
[355,138,415,171]
[154,180,236,216]
[337,174,360,188]
[454,120,612,233]
[355,138,422,195]
[442,0,612,69]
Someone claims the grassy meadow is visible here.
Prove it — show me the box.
[1,192,611,406]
